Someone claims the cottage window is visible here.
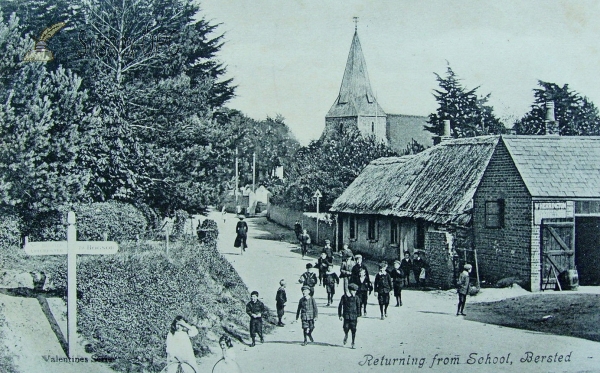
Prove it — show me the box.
[390,220,399,244]
[485,199,505,228]
[371,122,374,133]
[349,215,357,240]
[368,217,378,241]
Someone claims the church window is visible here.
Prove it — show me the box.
[371,122,374,133]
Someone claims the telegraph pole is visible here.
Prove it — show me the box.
[313,190,322,245]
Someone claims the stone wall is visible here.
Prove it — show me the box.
[422,230,455,289]
[267,204,335,247]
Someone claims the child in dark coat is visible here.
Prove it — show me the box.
[275,279,287,327]
[400,252,412,286]
[296,286,318,346]
[374,261,393,320]
[355,267,372,316]
[298,263,318,297]
[245,291,265,346]
[323,263,339,306]
[338,283,361,349]
[315,252,332,286]
[389,260,404,307]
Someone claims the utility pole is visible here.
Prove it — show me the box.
[313,190,322,245]
[252,152,256,193]
[235,147,239,205]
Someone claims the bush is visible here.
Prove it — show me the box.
[198,219,218,243]
[71,202,147,242]
[0,210,21,250]
[23,202,147,242]
[74,229,268,373]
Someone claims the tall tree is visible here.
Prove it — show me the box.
[0,12,93,216]
[513,81,600,136]
[272,130,398,211]
[70,0,236,210]
[426,65,505,138]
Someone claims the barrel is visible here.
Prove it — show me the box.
[558,269,579,290]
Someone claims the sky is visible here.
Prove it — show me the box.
[199,0,600,145]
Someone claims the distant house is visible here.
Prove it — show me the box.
[330,134,600,291]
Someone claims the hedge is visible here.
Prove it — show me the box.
[71,220,270,372]
[23,202,147,242]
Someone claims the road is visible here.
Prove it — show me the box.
[198,213,600,373]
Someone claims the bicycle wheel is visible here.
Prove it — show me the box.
[160,361,197,373]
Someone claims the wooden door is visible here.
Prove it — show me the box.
[541,219,575,289]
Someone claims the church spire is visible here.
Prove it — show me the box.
[326,25,384,118]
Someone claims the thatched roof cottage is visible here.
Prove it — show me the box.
[330,134,600,291]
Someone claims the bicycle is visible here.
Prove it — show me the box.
[160,358,197,373]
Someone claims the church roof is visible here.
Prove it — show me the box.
[326,31,385,118]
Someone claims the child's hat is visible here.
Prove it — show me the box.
[379,261,388,268]
[354,254,362,260]
[464,263,473,270]
[306,263,313,269]
[301,285,311,291]
[348,283,358,291]
[251,290,259,296]
[394,260,401,265]
[325,239,331,243]
[279,279,285,286]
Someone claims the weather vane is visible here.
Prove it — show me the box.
[353,16,359,31]
[23,22,66,62]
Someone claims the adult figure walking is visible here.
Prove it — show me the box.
[235,215,248,252]
[456,264,472,316]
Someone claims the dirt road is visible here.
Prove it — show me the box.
[199,213,600,373]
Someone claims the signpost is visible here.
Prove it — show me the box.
[23,211,119,358]
[313,190,322,245]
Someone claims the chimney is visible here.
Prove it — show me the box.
[433,119,453,145]
[544,100,559,136]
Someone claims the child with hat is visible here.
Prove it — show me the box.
[338,283,361,349]
[275,279,287,327]
[322,239,333,263]
[389,260,405,307]
[456,263,473,316]
[374,261,393,320]
[315,252,332,286]
[296,286,318,346]
[323,263,339,306]
[355,267,372,316]
[298,263,318,297]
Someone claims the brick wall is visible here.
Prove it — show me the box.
[267,204,335,246]
[474,140,533,290]
[423,230,455,289]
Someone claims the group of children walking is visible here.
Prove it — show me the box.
[244,239,426,349]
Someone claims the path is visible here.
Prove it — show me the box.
[0,293,115,373]
[200,213,600,373]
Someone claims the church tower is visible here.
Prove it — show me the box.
[323,24,387,144]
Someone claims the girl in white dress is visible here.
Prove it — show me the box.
[165,316,200,373]
[213,335,242,373]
